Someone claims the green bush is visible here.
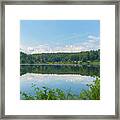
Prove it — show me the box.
[21,78,100,100]
[80,77,100,100]
[21,86,75,100]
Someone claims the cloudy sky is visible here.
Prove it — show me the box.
[20,20,100,54]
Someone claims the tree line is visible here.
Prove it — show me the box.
[20,49,100,65]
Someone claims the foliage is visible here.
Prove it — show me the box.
[80,77,100,100]
[21,86,76,100]
[21,78,100,100]
[20,49,100,65]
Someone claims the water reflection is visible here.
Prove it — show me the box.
[20,65,100,97]
[20,65,100,77]
[20,73,95,96]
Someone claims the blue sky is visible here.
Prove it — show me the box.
[20,20,100,54]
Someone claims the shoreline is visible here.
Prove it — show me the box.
[20,63,100,66]
[20,64,83,66]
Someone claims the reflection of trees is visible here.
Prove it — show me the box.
[20,65,100,77]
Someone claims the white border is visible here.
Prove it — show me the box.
[5,5,115,115]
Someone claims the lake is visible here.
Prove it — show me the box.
[20,65,100,99]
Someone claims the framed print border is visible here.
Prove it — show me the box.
[0,0,119,119]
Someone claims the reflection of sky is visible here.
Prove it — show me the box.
[20,73,95,96]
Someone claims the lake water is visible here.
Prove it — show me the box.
[20,65,99,99]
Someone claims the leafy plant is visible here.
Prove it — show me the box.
[80,77,100,100]
[21,78,100,100]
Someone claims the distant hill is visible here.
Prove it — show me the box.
[20,49,100,65]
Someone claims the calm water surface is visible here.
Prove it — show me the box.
[20,65,99,97]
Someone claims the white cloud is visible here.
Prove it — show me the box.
[88,35,99,40]
[77,35,100,51]
[20,35,99,54]
[53,45,83,53]
[20,44,53,54]
[54,33,89,42]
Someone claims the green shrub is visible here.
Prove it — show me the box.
[21,78,100,100]
[80,77,100,100]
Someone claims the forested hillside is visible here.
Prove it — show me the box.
[20,49,100,65]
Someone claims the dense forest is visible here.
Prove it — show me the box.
[20,49,100,65]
